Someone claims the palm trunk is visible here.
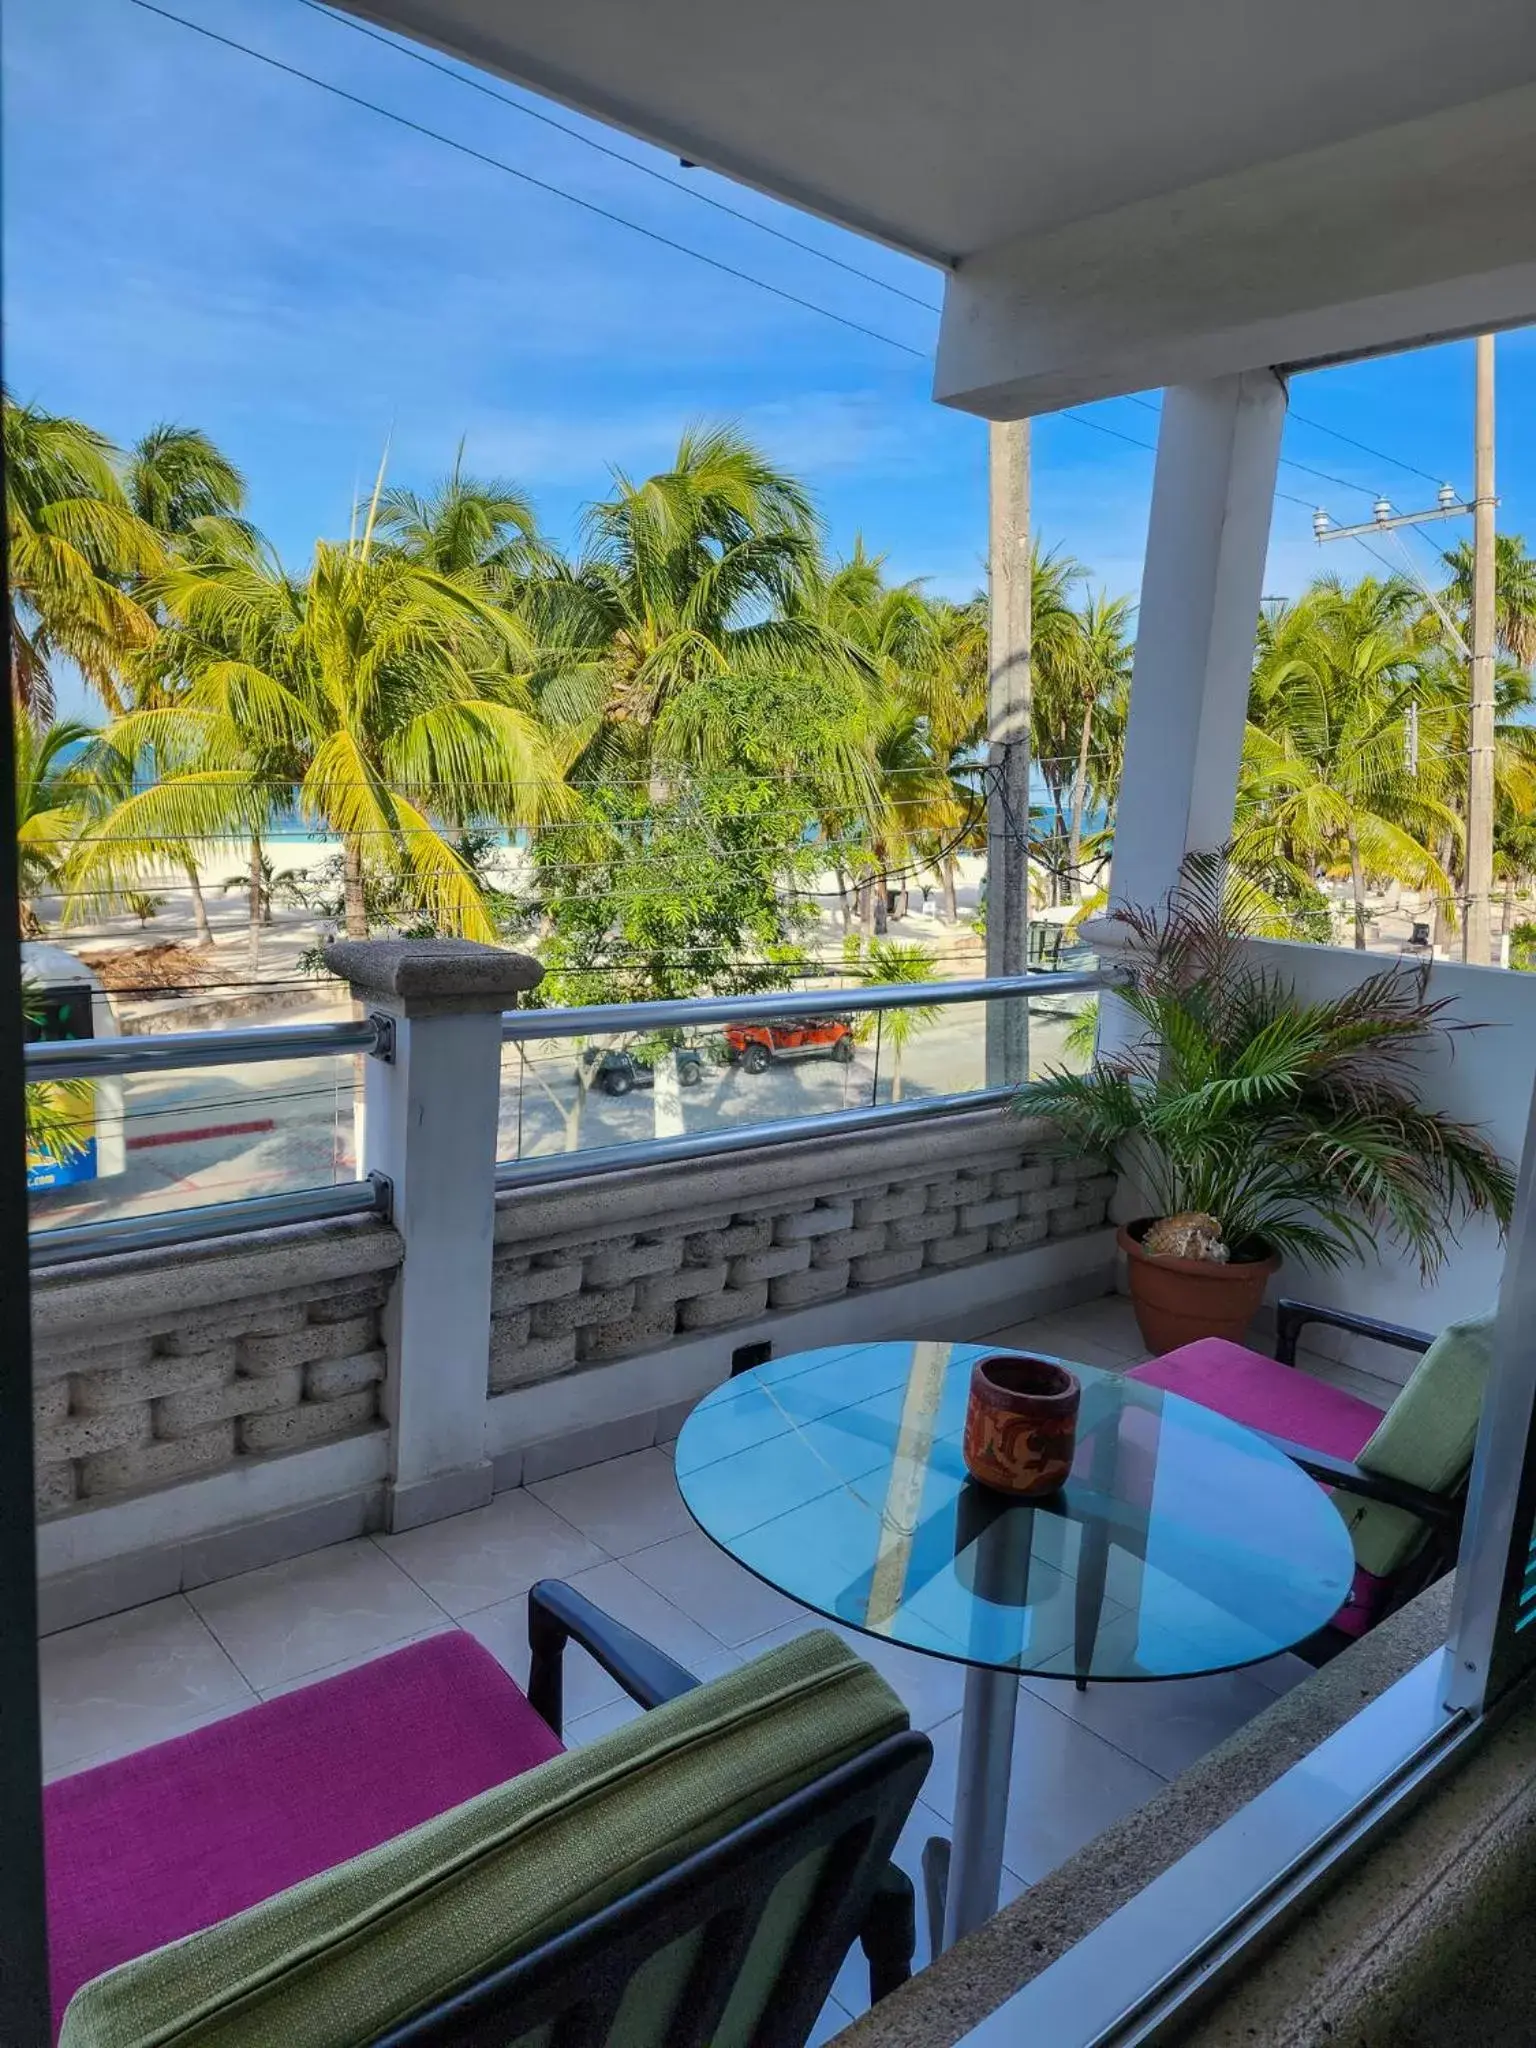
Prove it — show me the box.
[1345,823,1368,950]
[860,880,874,939]
[343,838,368,939]
[1432,831,1457,952]
[1067,703,1094,901]
[1502,876,1516,937]
[247,833,263,976]
[873,883,889,936]
[185,857,213,949]
[833,864,853,935]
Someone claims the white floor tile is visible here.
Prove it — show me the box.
[188,1538,445,1690]
[1020,1663,1280,1780]
[1246,1650,1314,1697]
[925,1685,1164,1884]
[257,1625,456,1701]
[529,1447,695,1557]
[983,1315,1140,1372]
[624,1527,810,1647]
[375,1490,606,1617]
[563,1694,646,1746]
[39,1595,255,1776]
[46,1700,260,1785]
[465,1558,730,1722]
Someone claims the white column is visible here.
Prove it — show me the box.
[1099,371,1286,1050]
[327,939,543,1531]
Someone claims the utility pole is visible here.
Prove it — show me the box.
[985,419,1031,1085]
[1465,334,1497,967]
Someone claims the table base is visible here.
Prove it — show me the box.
[930,1663,1020,1951]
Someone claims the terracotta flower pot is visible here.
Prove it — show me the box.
[1117,1219,1279,1354]
[962,1354,1081,1497]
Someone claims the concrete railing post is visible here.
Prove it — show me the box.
[325,939,543,1531]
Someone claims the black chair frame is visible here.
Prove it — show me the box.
[1270,1298,1467,1661]
[374,1579,930,2048]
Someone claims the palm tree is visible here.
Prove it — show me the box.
[1239,576,1459,947]
[125,423,254,564]
[376,445,541,585]
[1064,590,1135,893]
[536,426,823,761]
[846,937,944,1102]
[14,711,95,934]
[76,482,571,942]
[3,396,162,717]
[1442,533,1536,668]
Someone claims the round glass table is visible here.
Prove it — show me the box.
[674,1340,1356,1948]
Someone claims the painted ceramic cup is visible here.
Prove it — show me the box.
[961,1354,1081,1497]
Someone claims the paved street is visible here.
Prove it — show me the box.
[31,994,1093,1235]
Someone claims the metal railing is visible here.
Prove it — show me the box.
[29,1179,390,1270]
[497,1086,1017,1191]
[499,970,1104,1041]
[28,969,1107,1262]
[25,1015,384,1082]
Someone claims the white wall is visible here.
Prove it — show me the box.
[1244,941,1536,1381]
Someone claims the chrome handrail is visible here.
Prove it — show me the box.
[29,1177,389,1268]
[501,968,1105,1041]
[496,1086,1017,1191]
[25,1016,383,1082]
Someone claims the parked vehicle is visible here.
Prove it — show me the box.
[577,1042,705,1097]
[22,942,125,1193]
[724,1014,856,1076]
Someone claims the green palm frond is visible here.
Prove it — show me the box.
[1014,847,1515,1277]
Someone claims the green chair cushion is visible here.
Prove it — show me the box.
[1342,1311,1494,1578]
[60,1629,908,2048]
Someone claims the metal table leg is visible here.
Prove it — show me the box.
[939,1662,1018,1949]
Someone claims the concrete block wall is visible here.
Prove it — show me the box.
[489,1110,1113,1396]
[31,1217,403,1519]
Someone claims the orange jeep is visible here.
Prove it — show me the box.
[723,1014,856,1074]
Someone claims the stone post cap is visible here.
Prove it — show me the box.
[324,938,544,1017]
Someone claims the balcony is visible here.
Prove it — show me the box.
[43,1286,1402,2043]
[26,918,1535,2044]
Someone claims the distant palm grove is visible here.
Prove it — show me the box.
[8,392,1536,1000]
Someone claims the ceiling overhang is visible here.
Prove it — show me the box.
[342,2,1536,413]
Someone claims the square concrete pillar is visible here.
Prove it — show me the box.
[326,939,543,1532]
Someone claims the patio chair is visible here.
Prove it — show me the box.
[45,1579,931,2048]
[1127,1300,1493,1660]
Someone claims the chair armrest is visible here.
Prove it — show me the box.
[526,1578,700,1738]
[1274,1298,1434,1368]
[1255,1432,1461,1530]
[860,1862,917,2002]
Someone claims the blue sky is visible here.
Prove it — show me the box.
[7,0,1536,721]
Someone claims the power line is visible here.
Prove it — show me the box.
[126,0,935,361]
[121,0,1306,488]
[293,0,944,313]
[1124,393,1441,504]
[1286,407,1446,490]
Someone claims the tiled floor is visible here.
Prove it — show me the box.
[38,1294,1392,2039]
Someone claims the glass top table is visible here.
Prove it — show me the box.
[674,1340,1355,1946]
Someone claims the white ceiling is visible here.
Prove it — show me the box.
[347,0,1536,264]
[344,0,1536,411]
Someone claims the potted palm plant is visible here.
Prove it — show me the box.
[1014,851,1516,1352]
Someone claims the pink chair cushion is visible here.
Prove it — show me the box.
[1127,1338,1393,1640]
[44,1631,563,2035]
[1126,1337,1382,1462]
